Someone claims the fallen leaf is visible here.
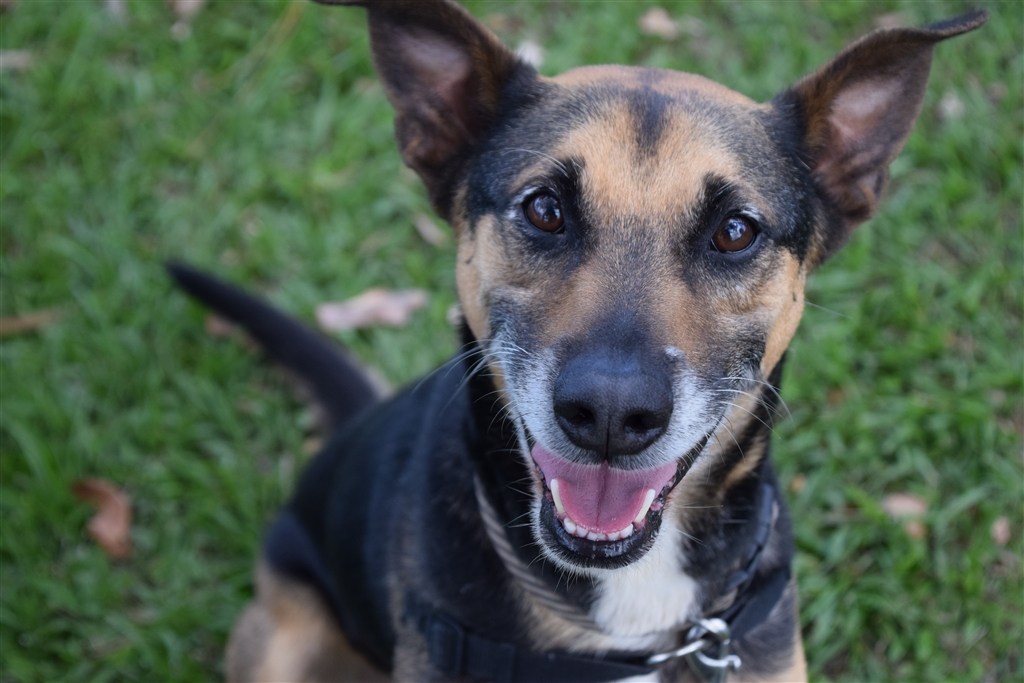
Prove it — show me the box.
[446,303,463,327]
[638,7,678,40]
[316,288,428,332]
[204,313,236,338]
[990,516,1010,546]
[938,90,966,120]
[413,213,448,246]
[0,50,32,71]
[170,0,205,21]
[903,520,926,540]
[873,12,907,29]
[515,40,544,68]
[72,478,132,559]
[788,474,807,494]
[881,492,928,520]
[0,308,60,336]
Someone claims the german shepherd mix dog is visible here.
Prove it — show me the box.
[171,3,986,681]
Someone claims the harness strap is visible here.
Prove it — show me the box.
[404,595,656,683]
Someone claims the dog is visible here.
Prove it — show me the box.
[170,3,986,681]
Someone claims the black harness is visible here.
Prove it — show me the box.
[404,482,790,683]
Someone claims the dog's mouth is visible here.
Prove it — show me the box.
[528,441,689,568]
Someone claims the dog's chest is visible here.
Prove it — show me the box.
[589,518,698,640]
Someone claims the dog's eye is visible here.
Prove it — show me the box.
[711,216,757,253]
[524,193,564,233]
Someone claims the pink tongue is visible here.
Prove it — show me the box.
[531,445,678,534]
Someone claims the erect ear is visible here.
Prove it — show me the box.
[314,0,532,220]
[774,10,987,264]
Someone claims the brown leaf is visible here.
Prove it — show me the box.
[938,90,966,121]
[903,520,926,540]
[204,313,236,338]
[638,8,679,40]
[873,12,907,29]
[0,308,60,336]
[881,492,928,520]
[316,288,428,332]
[990,516,1010,546]
[169,0,205,21]
[72,478,132,559]
[0,50,32,71]
[413,213,448,247]
[788,474,807,494]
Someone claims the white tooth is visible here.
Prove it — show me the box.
[634,489,656,524]
[607,529,621,541]
[550,478,565,516]
[619,523,634,538]
[563,518,577,535]
[586,531,602,542]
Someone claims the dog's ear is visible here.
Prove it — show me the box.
[315,0,531,220]
[775,10,987,264]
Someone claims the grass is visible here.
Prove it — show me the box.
[1,0,1020,680]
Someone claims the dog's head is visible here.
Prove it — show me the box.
[321,0,985,571]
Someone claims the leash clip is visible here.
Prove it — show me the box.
[683,618,741,683]
[644,617,741,683]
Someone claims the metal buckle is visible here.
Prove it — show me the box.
[645,618,741,683]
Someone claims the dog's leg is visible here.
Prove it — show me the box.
[225,560,388,683]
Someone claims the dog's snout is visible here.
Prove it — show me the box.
[553,353,673,458]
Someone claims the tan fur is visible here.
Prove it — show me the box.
[226,561,388,683]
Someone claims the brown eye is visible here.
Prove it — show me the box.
[524,192,564,233]
[711,216,757,253]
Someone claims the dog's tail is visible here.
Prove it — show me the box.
[167,263,379,428]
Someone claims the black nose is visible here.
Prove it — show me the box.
[553,351,673,458]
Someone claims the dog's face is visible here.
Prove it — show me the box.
[454,68,812,568]
[327,0,985,571]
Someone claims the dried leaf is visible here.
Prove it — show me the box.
[170,0,205,21]
[788,474,807,494]
[881,492,928,520]
[0,308,60,336]
[413,213,448,247]
[515,40,544,68]
[903,520,926,540]
[638,7,679,40]
[873,12,907,29]
[204,313,236,338]
[938,91,966,121]
[72,478,132,559]
[0,50,32,71]
[991,516,1010,546]
[316,288,428,332]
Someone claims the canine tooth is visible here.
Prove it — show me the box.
[634,489,656,524]
[550,478,565,516]
[563,518,577,535]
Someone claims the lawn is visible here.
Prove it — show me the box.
[1,0,1020,680]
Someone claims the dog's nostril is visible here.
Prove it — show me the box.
[623,412,655,435]
[566,407,594,428]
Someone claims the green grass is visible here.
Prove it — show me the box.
[1,1,1020,680]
